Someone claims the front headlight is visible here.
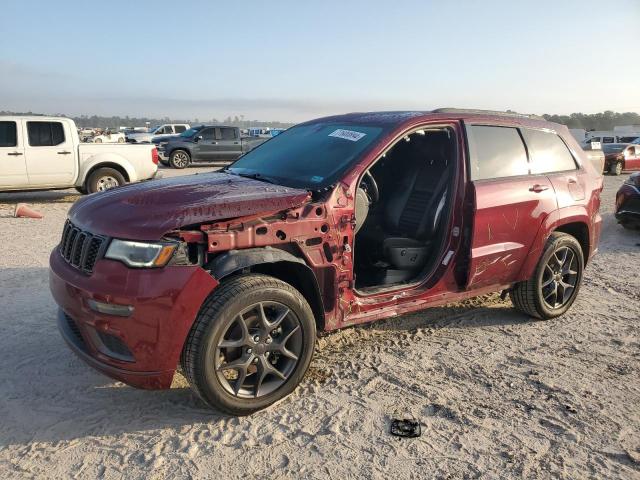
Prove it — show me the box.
[105,239,177,268]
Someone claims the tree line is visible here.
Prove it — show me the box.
[542,111,640,131]
[0,112,294,130]
[2,110,639,131]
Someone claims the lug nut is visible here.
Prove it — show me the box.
[253,335,260,342]
[253,357,259,364]
[265,337,272,344]
[246,348,252,354]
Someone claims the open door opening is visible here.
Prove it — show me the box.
[353,127,457,291]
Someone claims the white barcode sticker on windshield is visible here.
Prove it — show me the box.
[329,129,367,142]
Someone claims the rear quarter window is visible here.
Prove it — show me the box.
[174,125,186,133]
[521,129,577,174]
[466,125,529,180]
[27,121,65,146]
[0,121,17,147]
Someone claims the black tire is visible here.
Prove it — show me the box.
[510,232,584,320]
[169,149,190,169]
[612,161,623,176]
[181,274,316,415]
[86,167,126,194]
[75,186,87,194]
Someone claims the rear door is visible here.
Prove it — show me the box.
[214,127,242,161]
[465,124,557,289]
[24,120,75,187]
[521,128,585,208]
[0,119,28,188]
[192,127,216,162]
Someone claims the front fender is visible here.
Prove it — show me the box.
[78,152,138,185]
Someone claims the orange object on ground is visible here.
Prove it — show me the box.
[14,203,44,219]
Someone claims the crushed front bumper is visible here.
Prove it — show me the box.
[50,249,218,389]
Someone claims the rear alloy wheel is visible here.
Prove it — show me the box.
[510,232,584,319]
[86,167,126,193]
[169,149,190,169]
[94,137,102,143]
[181,274,316,415]
[117,137,124,143]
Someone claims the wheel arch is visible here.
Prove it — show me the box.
[553,221,590,262]
[84,162,130,187]
[168,146,192,159]
[517,211,592,282]
[208,248,326,331]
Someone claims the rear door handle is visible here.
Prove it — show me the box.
[57,151,72,155]
[529,184,549,192]
[568,178,578,184]
[7,152,23,156]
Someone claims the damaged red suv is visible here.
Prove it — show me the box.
[50,109,603,415]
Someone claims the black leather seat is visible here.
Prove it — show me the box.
[378,140,450,282]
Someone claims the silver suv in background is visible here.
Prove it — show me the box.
[126,123,190,143]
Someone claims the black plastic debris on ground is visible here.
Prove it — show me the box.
[390,419,421,438]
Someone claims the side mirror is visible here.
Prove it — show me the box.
[194,135,203,143]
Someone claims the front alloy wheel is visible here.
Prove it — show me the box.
[181,274,316,415]
[215,302,303,398]
[169,150,190,169]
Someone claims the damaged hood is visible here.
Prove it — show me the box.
[69,172,310,240]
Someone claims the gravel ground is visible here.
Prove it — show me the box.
[0,167,638,479]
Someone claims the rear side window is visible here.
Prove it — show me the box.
[174,125,186,133]
[27,121,65,146]
[466,125,528,180]
[0,121,17,147]
[521,129,577,174]
[220,127,236,140]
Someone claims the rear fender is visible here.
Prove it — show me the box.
[78,153,138,185]
[516,207,592,281]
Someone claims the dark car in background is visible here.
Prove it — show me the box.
[157,125,268,168]
[615,172,640,229]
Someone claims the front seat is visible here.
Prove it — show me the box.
[379,138,450,283]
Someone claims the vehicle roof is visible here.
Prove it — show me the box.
[194,124,237,129]
[302,109,562,132]
[0,115,74,122]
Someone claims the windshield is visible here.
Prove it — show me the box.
[180,126,204,138]
[632,137,640,145]
[226,123,384,189]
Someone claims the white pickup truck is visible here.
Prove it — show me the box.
[0,116,159,194]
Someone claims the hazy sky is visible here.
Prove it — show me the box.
[1,0,639,122]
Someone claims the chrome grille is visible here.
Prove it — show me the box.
[59,220,106,274]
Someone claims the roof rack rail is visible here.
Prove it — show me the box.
[432,108,544,120]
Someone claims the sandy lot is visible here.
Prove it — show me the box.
[0,167,638,479]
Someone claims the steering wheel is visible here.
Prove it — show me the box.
[360,171,379,204]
